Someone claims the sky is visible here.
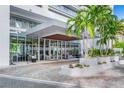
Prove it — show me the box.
[114,5,124,20]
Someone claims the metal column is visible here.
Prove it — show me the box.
[38,36,40,61]
[49,40,51,60]
[32,36,33,56]
[61,41,62,60]
[16,32,18,62]
[43,39,46,60]
[25,36,27,62]
[57,40,59,60]
[65,41,66,59]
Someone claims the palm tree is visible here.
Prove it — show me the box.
[67,5,124,58]
[67,10,87,57]
[67,5,114,57]
[117,19,124,36]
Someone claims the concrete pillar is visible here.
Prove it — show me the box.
[38,37,40,61]
[0,6,10,67]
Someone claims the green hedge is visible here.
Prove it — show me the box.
[88,48,115,57]
[113,42,124,54]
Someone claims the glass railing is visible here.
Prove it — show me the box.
[49,5,76,17]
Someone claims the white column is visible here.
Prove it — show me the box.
[25,36,27,62]
[65,41,66,59]
[43,39,46,60]
[70,41,71,58]
[57,40,59,60]
[32,36,33,55]
[17,32,18,62]
[38,36,40,61]
[61,41,62,60]
[49,40,51,60]
[0,6,9,67]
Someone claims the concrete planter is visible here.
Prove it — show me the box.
[110,61,118,67]
[97,62,113,71]
[60,61,116,77]
[113,56,119,62]
[60,57,119,77]
[80,57,97,65]
[60,65,98,77]
[80,56,119,64]
[97,56,111,62]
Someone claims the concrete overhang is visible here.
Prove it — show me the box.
[10,5,52,23]
[26,20,78,41]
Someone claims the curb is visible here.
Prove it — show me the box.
[0,74,77,88]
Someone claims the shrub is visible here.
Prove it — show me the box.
[113,42,124,55]
[97,62,102,65]
[103,61,107,64]
[69,64,74,68]
[88,48,115,57]
[75,64,83,68]
[97,61,107,65]
[69,64,90,68]
[75,64,81,67]
[84,64,90,67]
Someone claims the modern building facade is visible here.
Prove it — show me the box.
[0,5,117,68]
[0,5,83,67]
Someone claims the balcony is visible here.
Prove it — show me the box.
[48,5,76,18]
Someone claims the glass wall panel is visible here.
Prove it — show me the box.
[10,34,26,62]
[40,39,44,60]
[51,40,57,60]
[10,16,39,29]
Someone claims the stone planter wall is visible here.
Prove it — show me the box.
[80,56,119,65]
[60,56,119,77]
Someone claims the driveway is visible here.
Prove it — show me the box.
[0,61,124,88]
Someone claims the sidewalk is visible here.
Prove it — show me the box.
[0,74,76,88]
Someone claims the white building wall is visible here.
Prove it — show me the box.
[13,5,68,23]
[0,5,10,67]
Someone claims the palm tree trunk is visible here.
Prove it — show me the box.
[105,40,109,56]
[82,33,86,58]
[85,27,89,57]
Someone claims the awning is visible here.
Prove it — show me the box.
[26,20,78,41]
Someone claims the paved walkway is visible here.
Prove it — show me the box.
[0,74,76,88]
[0,61,124,88]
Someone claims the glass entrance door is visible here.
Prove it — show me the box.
[51,40,57,60]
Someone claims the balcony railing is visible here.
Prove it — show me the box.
[48,5,76,18]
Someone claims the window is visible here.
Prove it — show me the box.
[10,16,39,29]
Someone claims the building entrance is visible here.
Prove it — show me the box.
[10,35,80,63]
